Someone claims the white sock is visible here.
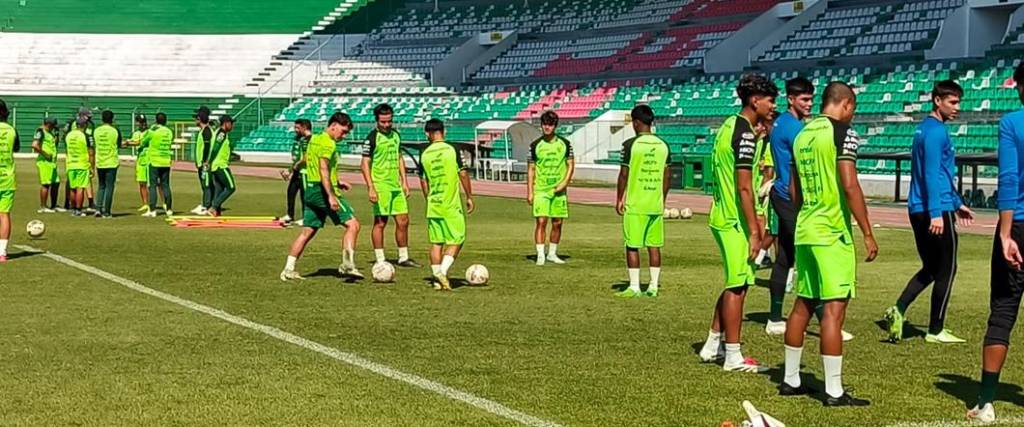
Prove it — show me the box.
[754,249,767,264]
[784,345,803,388]
[440,255,455,276]
[374,249,386,263]
[786,268,795,285]
[343,248,354,267]
[431,264,441,276]
[701,330,722,355]
[398,247,409,262]
[536,244,545,258]
[725,343,743,365]
[0,239,7,256]
[649,267,661,290]
[628,268,641,291]
[548,243,558,257]
[285,255,297,271]
[823,355,844,398]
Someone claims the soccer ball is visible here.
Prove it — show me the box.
[465,264,489,286]
[26,220,45,239]
[666,208,680,219]
[680,208,694,219]
[371,261,396,283]
[663,208,671,217]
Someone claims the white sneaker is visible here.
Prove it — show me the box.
[536,255,545,266]
[842,330,855,342]
[295,219,304,227]
[37,208,55,214]
[967,403,996,423]
[546,254,566,264]
[54,207,67,213]
[723,357,769,373]
[765,320,786,335]
[142,211,157,218]
[280,269,304,282]
[190,205,204,215]
[165,210,174,217]
[699,342,725,362]
[281,215,293,223]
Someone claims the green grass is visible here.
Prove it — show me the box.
[2,159,1023,426]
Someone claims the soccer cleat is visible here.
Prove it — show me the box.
[779,382,813,396]
[765,320,786,336]
[724,357,768,373]
[279,269,304,282]
[137,205,149,213]
[189,205,205,215]
[54,207,67,213]
[967,403,996,423]
[0,255,7,263]
[396,259,422,268]
[295,219,304,227]
[94,211,103,218]
[165,210,174,217]
[347,268,365,280]
[759,255,774,269]
[614,288,642,298]
[925,329,967,344]
[37,208,54,214]
[546,254,566,264]
[699,342,725,362]
[535,255,545,266]
[280,215,292,224]
[884,306,904,343]
[824,392,871,407]
[142,210,157,218]
[433,272,452,290]
[643,287,659,298]
[842,330,855,342]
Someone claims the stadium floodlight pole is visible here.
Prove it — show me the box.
[434,0,438,12]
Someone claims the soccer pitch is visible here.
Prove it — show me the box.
[2,160,1023,426]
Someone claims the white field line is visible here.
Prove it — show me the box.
[16,245,563,427]
[885,416,1024,427]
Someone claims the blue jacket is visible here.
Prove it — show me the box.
[770,111,803,201]
[908,116,962,218]
[997,109,1024,220]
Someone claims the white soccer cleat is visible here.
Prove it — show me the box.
[742,400,786,427]
[699,342,725,362]
[842,330,855,342]
[535,255,545,266]
[724,357,769,373]
[165,210,174,217]
[280,269,304,282]
[765,320,786,336]
[967,403,995,423]
[142,210,158,218]
[295,219,304,227]
[37,208,55,214]
[281,215,293,224]
[546,254,566,264]
[190,205,205,215]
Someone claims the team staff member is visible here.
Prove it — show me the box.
[32,117,59,213]
[419,118,474,291]
[141,113,174,217]
[361,103,419,268]
[190,106,214,215]
[283,119,312,224]
[207,115,236,217]
[94,110,122,218]
[0,99,20,262]
[886,80,974,344]
[528,110,574,266]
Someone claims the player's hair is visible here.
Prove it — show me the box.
[630,105,655,126]
[424,118,445,133]
[540,110,559,126]
[220,114,234,124]
[931,80,963,103]
[737,74,780,107]
[155,112,168,125]
[373,103,394,120]
[1014,62,1024,86]
[328,112,353,128]
[294,118,312,130]
[785,77,814,97]
[135,114,147,125]
[101,110,114,124]
[821,81,856,109]
[0,99,8,121]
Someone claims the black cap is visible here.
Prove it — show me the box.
[44,117,58,126]
[194,106,211,121]
[220,114,234,124]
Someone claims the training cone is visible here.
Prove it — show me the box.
[742,401,785,427]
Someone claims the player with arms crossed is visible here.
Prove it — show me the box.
[419,119,474,290]
[281,112,363,281]
[0,100,20,262]
[528,110,575,266]
[141,113,174,217]
[32,117,59,213]
[93,110,122,218]
[614,105,670,298]
[361,104,419,268]
[779,82,877,406]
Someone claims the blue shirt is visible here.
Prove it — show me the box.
[770,111,803,200]
[908,116,962,218]
[997,109,1024,220]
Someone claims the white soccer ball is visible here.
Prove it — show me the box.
[26,220,45,239]
[465,264,489,286]
[666,208,680,219]
[663,208,671,217]
[371,261,396,283]
[680,208,694,219]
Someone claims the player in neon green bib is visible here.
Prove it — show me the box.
[207,115,236,217]
[64,117,94,217]
[753,114,778,268]
[0,99,21,262]
[280,112,364,282]
[141,113,174,217]
[419,119,474,291]
[31,117,59,213]
[699,74,777,373]
[93,110,122,218]
[528,111,575,266]
[360,104,419,268]
[128,114,153,212]
[614,105,670,298]
[780,82,878,406]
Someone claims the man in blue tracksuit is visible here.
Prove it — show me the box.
[885,80,975,345]
[968,62,1024,423]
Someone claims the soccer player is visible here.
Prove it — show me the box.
[419,118,474,291]
[208,115,236,217]
[361,104,419,268]
[65,116,94,217]
[190,106,214,215]
[130,114,152,212]
[62,108,96,213]
[142,112,174,217]
[614,105,669,298]
[93,110,122,218]
[780,81,877,406]
[699,74,776,373]
[32,117,59,213]
[886,80,974,344]
[753,117,776,268]
[0,99,20,262]
[280,112,363,281]
[528,110,574,266]
[967,62,1024,423]
[282,119,312,225]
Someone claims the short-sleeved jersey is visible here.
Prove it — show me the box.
[709,115,761,230]
[0,122,19,190]
[35,127,57,164]
[210,129,233,171]
[195,126,213,166]
[793,115,860,246]
[133,130,150,166]
[362,128,403,191]
[305,132,341,195]
[620,133,669,215]
[770,111,804,200]
[94,123,121,169]
[144,125,174,167]
[529,134,573,193]
[419,141,466,218]
[65,128,92,171]
[997,109,1024,220]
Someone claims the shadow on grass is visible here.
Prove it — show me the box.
[935,373,1024,408]
[872,319,927,342]
[524,254,573,262]
[307,268,365,283]
[418,276,474,290]
[687,341,828,403]
[7,251,42,261]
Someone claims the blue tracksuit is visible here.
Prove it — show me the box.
[997,109,1024,220]
[770,111,802,200]
[908,116,963,218]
